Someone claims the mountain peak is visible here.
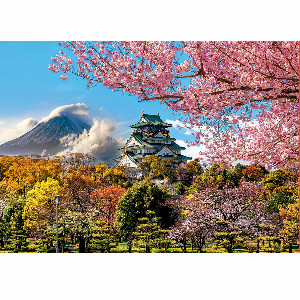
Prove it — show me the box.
[0,113,91,156]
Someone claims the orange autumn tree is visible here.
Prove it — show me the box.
[241,165,265,182]
[0,157,64,198]
[90,185,127,229]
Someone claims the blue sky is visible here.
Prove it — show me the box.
[0,41,200,159]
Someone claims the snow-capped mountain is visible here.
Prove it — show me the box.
[0,112,91,156]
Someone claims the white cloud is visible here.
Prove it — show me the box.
[57,119,125,164]
[0,118,38,144]
[166,119,195,135]
[232,160,251,166]
[0,104,90,145]
[0,103,124,165]
[177,139,208,162]
[17,118,38,129]
[41,103,89,123]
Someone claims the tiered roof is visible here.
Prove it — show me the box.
[114,112,191,167]
[130,113,172,128]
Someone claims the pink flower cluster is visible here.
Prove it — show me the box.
[49,41,299,169]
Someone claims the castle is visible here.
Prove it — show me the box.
[114,112,191,168]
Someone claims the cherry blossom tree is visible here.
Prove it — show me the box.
[49,41,299,169]
[169,182,279,252]
[168,221,189,253]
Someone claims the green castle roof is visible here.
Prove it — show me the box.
[114,112,192,166]
[128,132,155,148]
[120,135,185,152]
[131,113,172,128]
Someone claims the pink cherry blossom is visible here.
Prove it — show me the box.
[49,41,299,169]
[59,75,67,80]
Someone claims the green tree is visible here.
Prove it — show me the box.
[89,221,116,253]
[115,180,173,248]
[28,226,56,253]
[214,220,244,253]
[262,169,292,192]
[0,198,8,248]
[257,224,282,253]
[132,210,171,253]
[172,181,186,195]
[234,163,246,176]
[192,163,241,190]
[160,159,177,182]
[3,197,28,253]
[58,210,96,253]
[266,185,296,213]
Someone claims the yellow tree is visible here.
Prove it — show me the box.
[185,159,203,180]
[23,178,62,236]
[138,155,162,178]
[279,201,299,252]
[138,155,177,181]
[1,157,64,197]
[103,167,128,186]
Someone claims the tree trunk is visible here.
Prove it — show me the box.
[197,242,204,253]
[79,236,85,253]
[127,238,132,253]
[228,239,234,253]
[256,239,260,253]
[0,233,4,248]
[146,245,150,253]
[182,239,187,253]
[71,234,74,244]
[289,243,293,253]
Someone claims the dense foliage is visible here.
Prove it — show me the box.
[0,154,298,253]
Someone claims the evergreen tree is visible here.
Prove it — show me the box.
[89,221,116,253]
[132,211,171,253]
[214,220,244,253]
[3,197,28,253]
[115,180,173,241]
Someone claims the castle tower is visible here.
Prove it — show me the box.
[114,113,191,168]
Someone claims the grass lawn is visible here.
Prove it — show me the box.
[1,240,298,253]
